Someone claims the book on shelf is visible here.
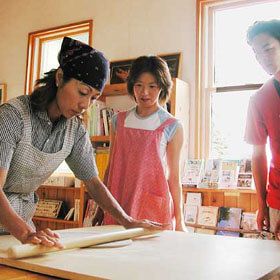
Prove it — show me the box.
[216,207,242,237]
[198,159,221,188]
[74,199,80,222]
[95,147,110,181]
[34,199,63,219]
[88,101,116,137]
[237,159,253,189]
[243,231,274,240]
[240,212,258,231]
[197,206,219,235]
[237,173,253,188]
[181,159,204,187]
[239,159,252,173]
[83,199,97,227]
[184,205,198,224]
[185,192,202,206]
[218,160,239,189]
[242,233,260,239]
[64,207,75,221]
[101,108,109,136]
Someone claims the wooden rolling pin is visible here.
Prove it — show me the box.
[8,228,159,259]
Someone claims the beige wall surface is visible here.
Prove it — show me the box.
[0,0,196,156]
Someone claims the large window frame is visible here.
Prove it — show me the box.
[195,0,278,158]
[24,20,93,95]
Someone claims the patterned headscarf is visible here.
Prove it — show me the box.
[58,37,109,92]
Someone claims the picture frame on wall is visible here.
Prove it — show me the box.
[109,58,134,84]
[0,83,7,105]
[158,52,182,78]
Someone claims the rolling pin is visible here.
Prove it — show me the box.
[8,228,159,259]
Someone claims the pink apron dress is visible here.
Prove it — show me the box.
[103,111,175,228]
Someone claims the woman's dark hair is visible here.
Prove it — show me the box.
[29,68,71,111]
[127,56,173,104]
[247,19,280,45]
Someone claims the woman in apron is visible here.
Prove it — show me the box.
[94,56,186,231]
[0,37,164,247]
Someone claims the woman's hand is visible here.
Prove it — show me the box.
[22,228,63,248]
[92,206,104,226]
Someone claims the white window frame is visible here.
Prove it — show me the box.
[24,20,93,95]
[195,0,278,159]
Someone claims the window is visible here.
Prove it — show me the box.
[25,20,93,173]
[196,0,280,159]
[25,20,92,94]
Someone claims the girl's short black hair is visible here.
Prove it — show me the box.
[127,56,173,104]
[247,19,280,45]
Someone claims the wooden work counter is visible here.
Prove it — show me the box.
[0,264,62,279]
[0,226,280,280]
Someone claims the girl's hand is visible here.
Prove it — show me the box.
[122,216,171,231]
[22,228,63,248]
[175,221,188,232]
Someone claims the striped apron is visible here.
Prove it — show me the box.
[0,97,77,233]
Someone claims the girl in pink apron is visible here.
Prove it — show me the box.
[102,56,186,231]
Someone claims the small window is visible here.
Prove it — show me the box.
[25,20,92,94]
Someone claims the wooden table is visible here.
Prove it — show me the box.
[0,264,62,279]
[0,226,280,280]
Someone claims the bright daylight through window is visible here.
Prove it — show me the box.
[210,1,280,160]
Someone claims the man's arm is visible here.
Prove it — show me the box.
[252,145,269,231]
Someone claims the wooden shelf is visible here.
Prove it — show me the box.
[90,135,110,142]
[185,223,259,234]
[182,187,257,213]
[40,185,79,191]
[33,217,78,225]
[34,185,88,230]
[182,187,256,194]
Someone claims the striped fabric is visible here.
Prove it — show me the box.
[0,96,97,233]
[0,95,98,180]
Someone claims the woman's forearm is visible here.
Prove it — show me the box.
[84,177,130,225]
[0,189,34,241]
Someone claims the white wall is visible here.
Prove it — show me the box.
[0,0,196,156]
